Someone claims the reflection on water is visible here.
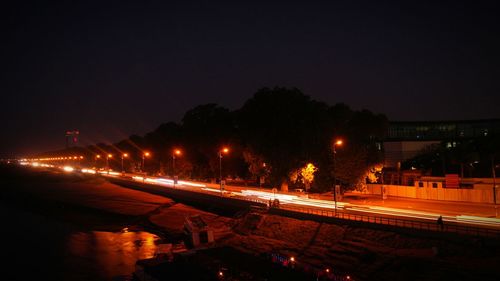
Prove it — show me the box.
[66,231,160,280]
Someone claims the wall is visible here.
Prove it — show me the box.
[365,184,500,204]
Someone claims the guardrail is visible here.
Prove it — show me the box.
[106,173,500,238]
[277,204,500,238]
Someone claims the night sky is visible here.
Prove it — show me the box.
[1,1,499,157]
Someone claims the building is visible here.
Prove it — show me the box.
[383,119,500,168]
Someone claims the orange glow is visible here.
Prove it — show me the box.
[123,153,129,158]
[63,166,74,172]
[335,139,343,146]
[326,268,330,273]
[222,147,229,154]
[107,154,113,158]
[290,256,295,262]
[79,156,84,159]
[144,152,150,157]
[96,155,101,159]
[174,149,181,156]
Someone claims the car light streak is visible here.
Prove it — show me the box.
[62,166,74,172]
[201,187,223,193]
[15,163,500,229]
[456,215,500,226]
[132,176,145,181]
[178,180,206,187]
[81,168,96,174]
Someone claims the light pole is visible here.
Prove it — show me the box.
[492,155,497,216]
[121,153,128,172]
[142,152,150,174]
[172,149,181,188]
[333,139,343,216]
[106,154,113,170]
[95,154,101,168]
[219,147,229,196]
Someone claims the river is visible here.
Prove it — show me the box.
[0,203,160,281]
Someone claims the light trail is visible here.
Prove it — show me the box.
[16,162,500,229]
[62,166,74,172]
[81,168,96,174]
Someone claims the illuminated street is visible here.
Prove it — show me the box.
[20,161,500,232]
[2,2,500,280]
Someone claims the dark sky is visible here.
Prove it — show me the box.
[1,1,499,157]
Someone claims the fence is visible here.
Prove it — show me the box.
[109,174,500,238]
[277,204,500,239]
[365,184,500,204]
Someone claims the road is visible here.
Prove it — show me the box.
[20,161,500,231]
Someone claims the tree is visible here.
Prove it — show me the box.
[238,87,332,188]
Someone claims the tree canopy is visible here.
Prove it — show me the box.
[43,87,388,192]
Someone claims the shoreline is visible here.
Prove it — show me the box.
[3,166,500,281]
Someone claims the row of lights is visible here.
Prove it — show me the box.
[23,156,84,161]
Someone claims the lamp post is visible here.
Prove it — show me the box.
[219,147,229,196]
[95,155,101,168]
[142,152,150,174]
[172,149,181,188]
[492,155,497,216]
[333,139,343,216]
[121,153,128,172]
[106,154,113,170]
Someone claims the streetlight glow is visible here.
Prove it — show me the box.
[121,153,129,172]
[333,138,344,216]
[105,154,113,170]
[142,151,151,173]
[172,149,182,188]
[219,147,230,195]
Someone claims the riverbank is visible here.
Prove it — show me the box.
[3,165,500,280]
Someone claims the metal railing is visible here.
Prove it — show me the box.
[109,174,500,238]
[277,204,500,238]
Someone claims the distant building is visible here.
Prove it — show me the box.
[383,119,500,168]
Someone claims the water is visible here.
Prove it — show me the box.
[0,203,160,281]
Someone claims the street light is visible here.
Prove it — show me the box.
[121,153,128,172]
[106,154,113,170]
[333,139,343,216]
[142,152,150,173]
[95,154,101,168]
[219,147,229,195]
[492,155,497,216]
[172,149,181,188]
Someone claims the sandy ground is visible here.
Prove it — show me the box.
[2,166,500,281]
[223,212,500,281]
